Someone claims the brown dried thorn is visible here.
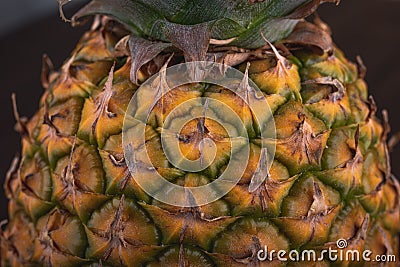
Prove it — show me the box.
[356,56,367,79]
[388,132,400,152]
[313,12,332,35]
[382,110,391,180]
[11,93,29,138]
[4,155,20,199]
[57,0,72,22]
[178,243,185,267]
[41,54,54,90]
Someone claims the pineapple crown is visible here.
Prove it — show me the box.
[59,0,338,84]
[60,0,339,49]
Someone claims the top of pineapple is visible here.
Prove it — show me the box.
[60,0,338,49]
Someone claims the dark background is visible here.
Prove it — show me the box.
[1,1,399,220]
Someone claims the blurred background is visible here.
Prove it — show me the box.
[0,0,399,220]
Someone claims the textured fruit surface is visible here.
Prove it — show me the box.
[1,9,399,267]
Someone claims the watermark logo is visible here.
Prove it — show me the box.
[336,238,348,249]
[257,239,397,263]
[122,61,275,207]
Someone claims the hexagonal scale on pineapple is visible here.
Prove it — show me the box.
[73,27,119,62]
[99,148,150,202]
[380,176,400,233]
[52,143,109,222]
[50,54,97,103]
[52,179,110,224]
[204,85,256,139]
[77,60,135,147]
[212,217,289,264]
[225,171,298,217]
[78,64,122,147]
[151,173,231,218]
[299,48,358,84]
[321,125,361,169]
[275,175,341,247]
[55,142,105,193]
[249,43,301,100]
[85,196,160,266]
[315,126,363,196]
[365,222,397,266]
[17,153,54,220]
[34,209,87,258]
[274,101,330,174]
[173,117,232,174]
[141,203,236,251]
[346,79,370,124]
[146,129,174,169]
[72,60,115,86]
[1,210,36,264]
[146,245,214,267]
[327,202,369,252]
[38,98,83,168]
[355,97,386,153]
[301,76,351,128]
[100,133,184,201]
[361,151,387,196]
[147,84,202,128]
[360,173,400,229]
[32,209,88,266]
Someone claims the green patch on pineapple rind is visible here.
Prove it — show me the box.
[314,172,363,202]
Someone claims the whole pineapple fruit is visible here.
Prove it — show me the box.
[1,0,399,266]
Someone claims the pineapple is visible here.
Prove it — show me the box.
[1,0,399,266]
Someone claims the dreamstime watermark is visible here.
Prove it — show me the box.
[122,61,276,207]
[257,239,397,263]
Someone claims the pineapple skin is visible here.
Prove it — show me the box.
[1,19,399,267]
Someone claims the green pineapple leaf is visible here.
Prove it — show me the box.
[70,0,338,48]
